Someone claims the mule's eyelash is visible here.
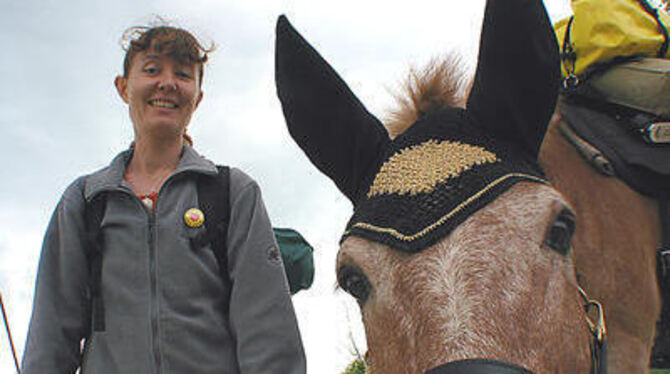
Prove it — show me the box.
[545,209,576,255]
[337,265,372,305]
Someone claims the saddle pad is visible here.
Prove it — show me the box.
[560,98,670,197]
[585,58,670,117]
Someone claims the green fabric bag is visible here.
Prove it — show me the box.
[273,228,315,294]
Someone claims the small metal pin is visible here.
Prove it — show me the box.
[184,208,205,228]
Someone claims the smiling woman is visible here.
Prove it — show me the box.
[20,23,307,374]
[116,26,210,151]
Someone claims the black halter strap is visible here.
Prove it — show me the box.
[424,359,532,374]
[652,195,670,367]
[657,196,670,281]
[590,334,608,374]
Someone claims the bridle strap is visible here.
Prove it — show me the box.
[652,195,670,367]
[657,195,670,283]
[590,334,608,374]
[424,359,532,374]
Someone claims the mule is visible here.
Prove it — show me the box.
[370,66,664,374]
[275,0,616,372]
[540,106,663,373]
[378,54,665,374]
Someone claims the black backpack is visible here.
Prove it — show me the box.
[83,166,313,333]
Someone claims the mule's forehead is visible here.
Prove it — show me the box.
[342,108,548,252]
[339,182,568,275]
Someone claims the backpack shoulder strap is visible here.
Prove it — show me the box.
[194,166,231,279]
[83,184,107,333]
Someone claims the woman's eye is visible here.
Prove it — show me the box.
[176,71,192,79]
[144,66,159,74]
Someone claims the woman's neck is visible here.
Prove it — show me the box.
[125,136,184,195]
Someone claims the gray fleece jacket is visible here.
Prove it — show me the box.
[22,146,306,374]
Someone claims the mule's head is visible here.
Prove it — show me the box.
[336,183,590,373]
[276,0,592,372]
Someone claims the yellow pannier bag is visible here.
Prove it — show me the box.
[554,0,670,82]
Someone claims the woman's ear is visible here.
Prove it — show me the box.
[114,75,129,104]
[195,91,203,109]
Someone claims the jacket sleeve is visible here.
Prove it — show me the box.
[21,178,89,374]
[226,169,306,374]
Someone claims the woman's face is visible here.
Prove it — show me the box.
[115,49,203,142]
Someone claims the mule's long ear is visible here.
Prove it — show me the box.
[275,15,390,203]
[466,0,560,158]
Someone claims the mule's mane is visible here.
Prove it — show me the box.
[385,53,468,139]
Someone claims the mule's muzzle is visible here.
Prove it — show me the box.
[425,359,533,374]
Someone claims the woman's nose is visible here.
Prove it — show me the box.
[157,73,177,92]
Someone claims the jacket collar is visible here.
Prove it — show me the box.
[84,145,219,201]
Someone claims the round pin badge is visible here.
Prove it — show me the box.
[184,208,205,228]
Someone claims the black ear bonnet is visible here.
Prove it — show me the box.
[342,108,547,251]
[275,0,560,252]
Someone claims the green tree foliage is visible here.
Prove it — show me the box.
[343,358,366,374]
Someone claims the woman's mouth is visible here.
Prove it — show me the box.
[148,99,178,109]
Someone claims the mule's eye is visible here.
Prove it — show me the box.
[338,266,371,304]
[545,209,576,255]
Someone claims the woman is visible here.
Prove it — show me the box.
[21,25,306,373]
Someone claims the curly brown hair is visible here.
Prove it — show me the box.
[121,25,214,86]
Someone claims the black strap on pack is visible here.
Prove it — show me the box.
[561,16,579,89]
[83,166,231,334]
[84,192,108,333]
[190,166,231,281]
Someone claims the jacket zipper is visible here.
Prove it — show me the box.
[148,205,163,374]
[128,173,192,373]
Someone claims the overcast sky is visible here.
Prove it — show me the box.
[1,0,572,372]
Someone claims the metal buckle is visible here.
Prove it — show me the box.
[562,75,580,90]
[577,286,608,374]
[658,249,670,279]
[578,286,607,343]
[641,122,670,144]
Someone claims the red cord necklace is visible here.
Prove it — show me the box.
[138,191,159,210]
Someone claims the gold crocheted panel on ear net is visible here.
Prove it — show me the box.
[343,108,548,253]
[367,139,499,198]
